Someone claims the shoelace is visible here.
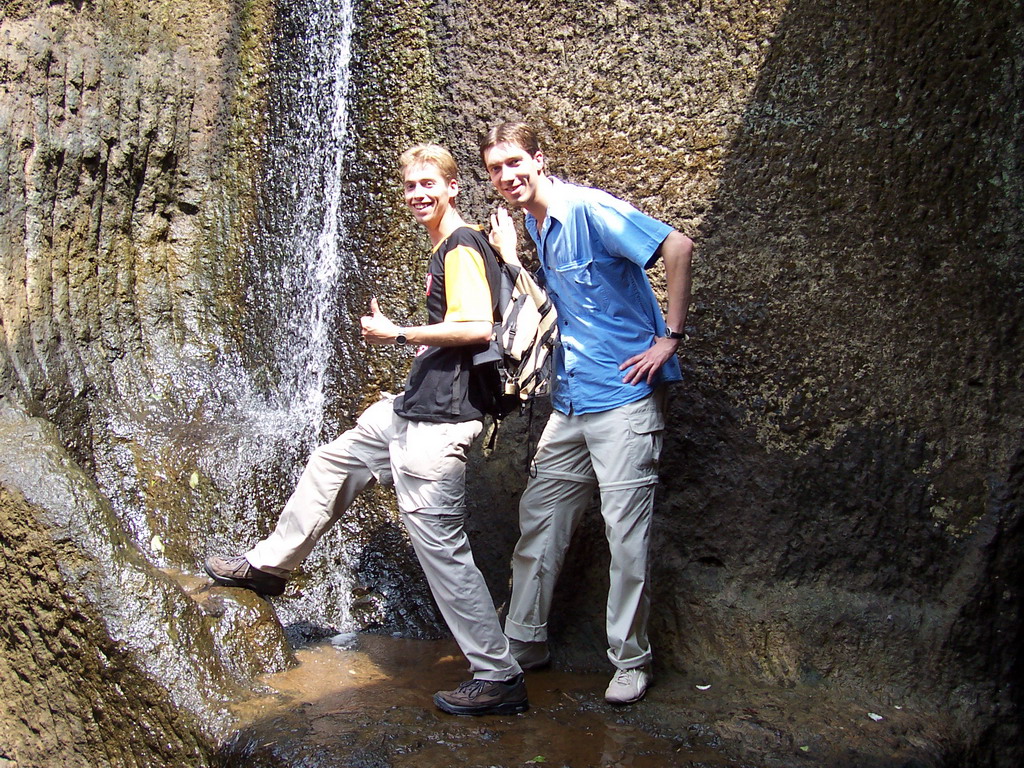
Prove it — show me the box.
[613,668,638,685]
[453,679,491,699]
[223,556,251,575]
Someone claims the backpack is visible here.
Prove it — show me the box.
[474,260,559,419]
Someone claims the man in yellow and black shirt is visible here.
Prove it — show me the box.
[205,144,528,716]
[393,224,502,422]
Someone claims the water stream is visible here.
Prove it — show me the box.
[93,0,372,635]
[230,0,366,632]
[250,0,358,442]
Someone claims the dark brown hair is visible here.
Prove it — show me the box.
[479,122,542,163]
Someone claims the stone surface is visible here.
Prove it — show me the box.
[1,0,1021,765]
[428,0,1023,764]
[0,402,294,767]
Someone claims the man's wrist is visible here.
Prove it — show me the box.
[394,328,408,345]
[665,326,686,341]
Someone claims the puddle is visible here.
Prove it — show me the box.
[228,634,733,767]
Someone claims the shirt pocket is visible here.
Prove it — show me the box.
[551,248,593,275]
[551,252,603,313]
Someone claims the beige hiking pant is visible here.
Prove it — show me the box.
[246,395,520,681]
[505,389,666,670]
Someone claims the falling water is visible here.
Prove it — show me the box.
[252,0,358,442]
[220,0,365,631]
[93,0,369,634]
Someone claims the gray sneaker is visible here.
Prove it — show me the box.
[604,666,651,704]
[204,554,287,596]
[508,638,550,671]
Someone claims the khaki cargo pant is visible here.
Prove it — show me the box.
[247,395,520,681]
[505,389,666,670]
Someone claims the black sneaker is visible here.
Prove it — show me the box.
[204,554,287,596]
[433,673,529,716]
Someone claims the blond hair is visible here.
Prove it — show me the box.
[399,143,458,183]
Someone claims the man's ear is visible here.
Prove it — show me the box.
[534,151,546,174]
[449,178,460,196]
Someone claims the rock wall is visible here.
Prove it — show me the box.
[0,2,299,765]
[0,403,272,767]
[429,0,1023,763]
[0,0,266,417]
[1,0,1021,765]
[0,2,447,764]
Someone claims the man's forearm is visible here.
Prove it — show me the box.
[661,231,693,335]
[399,320,493,347]
[362,299,492,347]
[619,231,694,385]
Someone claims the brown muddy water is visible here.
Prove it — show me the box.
[225,633,734,768]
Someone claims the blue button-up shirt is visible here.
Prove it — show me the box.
[526,178,683,415]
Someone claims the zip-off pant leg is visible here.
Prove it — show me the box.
[392,416,521,681]
[505,410,596,643]
[246,396,396,575]
[402,511,521,681]
[597,484,656,669]
[506,391,665,670]
[246,395,518,679]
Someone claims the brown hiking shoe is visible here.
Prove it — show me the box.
[433,673,529,716]
[204,554,287,596]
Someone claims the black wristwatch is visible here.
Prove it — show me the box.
[666,327,685,340]
[395,330,408,345]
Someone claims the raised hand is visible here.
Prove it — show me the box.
[489,207,522,266]
[360,297,401,344]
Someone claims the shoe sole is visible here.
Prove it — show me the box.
[203,563,286,596]
[605,691,647,704]
[432,694,530,716]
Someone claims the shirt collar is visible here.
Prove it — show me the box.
[430,223,482,253]
[526,177,569,235]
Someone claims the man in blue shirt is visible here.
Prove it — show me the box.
[481,122,693,704]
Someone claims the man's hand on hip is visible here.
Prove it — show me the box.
[620,337,680,385]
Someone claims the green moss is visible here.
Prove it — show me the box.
[339,0,447,391]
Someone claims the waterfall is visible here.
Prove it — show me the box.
[226,0,364,631]
[253,0,358,442]
[93,0,368,634]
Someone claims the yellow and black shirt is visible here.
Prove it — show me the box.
[393,226,502,423]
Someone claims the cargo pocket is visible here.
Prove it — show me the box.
[395,419,483,481]
[625,400,665,475]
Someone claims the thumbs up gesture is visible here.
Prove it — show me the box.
[361,297,401,345]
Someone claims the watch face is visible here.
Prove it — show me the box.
[395,334,407,345]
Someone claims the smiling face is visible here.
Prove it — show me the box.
[403,162,459,232]
[482,141,546,211]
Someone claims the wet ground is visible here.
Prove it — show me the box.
[221,633,949,768]
[225,633,728,768]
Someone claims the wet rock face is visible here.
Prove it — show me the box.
[0,404,295,767]
[430,0,1023,763]
[0,0,257,408]
[0,2,296,765]
[1,483,209,768]
[0,0,1021,766]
